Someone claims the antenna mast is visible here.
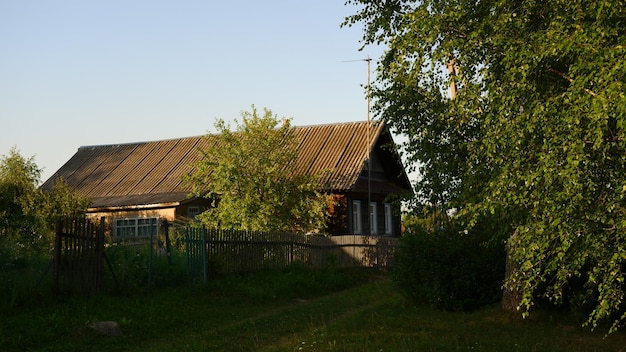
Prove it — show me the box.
[365,57,372,236]
[343,56,373,235]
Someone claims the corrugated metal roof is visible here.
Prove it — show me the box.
[292,121,383,191]
[41,121,411,208]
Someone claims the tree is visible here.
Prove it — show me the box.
[0,148,90,260]
[186,106,329,234]
[0,148,44,252]
[344,0,626,331]
[42,177,91,221]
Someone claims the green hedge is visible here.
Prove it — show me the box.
[393,224,505,311]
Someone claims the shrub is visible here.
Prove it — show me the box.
[393,223,505,311]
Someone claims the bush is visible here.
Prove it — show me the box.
[393,223,505,311]
[103,241,190,293]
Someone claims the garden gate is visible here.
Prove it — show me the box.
[53,217,115,293]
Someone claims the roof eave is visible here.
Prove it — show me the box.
[87,201,182,213]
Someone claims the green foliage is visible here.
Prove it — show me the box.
[103,242,189,293]
[42,178,90,221]
[186,106,329,234]
[394,220,505,311]
[0,148,90,265]
[0,148,46,258]
[345,0,626,331]
[0,253,51,311]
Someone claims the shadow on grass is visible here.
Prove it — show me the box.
[1,268,625,352]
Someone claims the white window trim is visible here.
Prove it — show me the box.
[352,200,362,234]
[114,217,158,238]
[370,202,378,235]
[384,203,393,235]
[187,205,200,218]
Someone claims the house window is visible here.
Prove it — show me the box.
[384,203,393,235]
[352,200,362,234]
[370,202,378,234]
[114,217,158,238]
[187,205,200,218]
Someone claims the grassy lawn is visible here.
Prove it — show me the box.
[1,267,625,352]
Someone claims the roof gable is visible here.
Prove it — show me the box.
[42,121,411,208]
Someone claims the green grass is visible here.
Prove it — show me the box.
[1,267,625,352]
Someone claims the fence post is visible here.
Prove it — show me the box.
[53,219,62,293]
[148,218,155,287]
[185,225,190,276]
[162,220,172,266]
[94,217,105,293]
[202,228,207,284]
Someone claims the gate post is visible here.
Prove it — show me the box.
[53,219,62,293]
[148,218,156,287]
[202,228,207,284]
[185,225,191,276]
[94,217,105,293]
[162,220,172,266]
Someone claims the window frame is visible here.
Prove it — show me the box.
[384,203,393,235]
[187,205,200,218]
[352,200,362,234]
[370,202,378,235]
[114,217,159,239]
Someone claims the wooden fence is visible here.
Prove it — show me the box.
[52,217,117,293]
[45,218,397,291]
[186,227,398,282]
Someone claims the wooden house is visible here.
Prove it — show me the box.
[42,121,412,237]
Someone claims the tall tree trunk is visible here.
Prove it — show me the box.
[501,230,521,311]
[501,250,521,311]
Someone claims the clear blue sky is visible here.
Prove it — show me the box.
[1,1,383,182]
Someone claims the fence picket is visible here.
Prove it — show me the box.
[53,217,106,294]
[185,226,398,283]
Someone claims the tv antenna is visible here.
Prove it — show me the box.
[342,57,371,124]
[342,56,372,235]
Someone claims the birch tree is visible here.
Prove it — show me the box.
[345,0,626,331]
